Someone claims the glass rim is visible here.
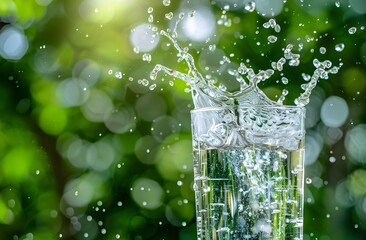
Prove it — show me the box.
[191,104,306,113]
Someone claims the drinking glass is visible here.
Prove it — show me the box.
[191,105,305,240]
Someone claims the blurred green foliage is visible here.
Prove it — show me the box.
[0,0,366,239]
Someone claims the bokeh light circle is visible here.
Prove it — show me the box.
[79,0,115,24]
[131,178,164,210]
[345,124,366,164]
[134,135,160,165]
[255,0,284,17]
[181,7,216,42]
[81,89,114,122]
[0,26,29,60]
[86,140,116,171]
[135,93,167,122]
[104,107,136,134]
[320,96,349,128]
[57,78,90,107]
[130,23,160,52]
[349,0,366,14]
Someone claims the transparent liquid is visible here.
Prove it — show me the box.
[193,143,304,240]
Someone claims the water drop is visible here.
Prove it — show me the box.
[335,43,345,52]
[335,1,340,7]
[281,77,288,84]
[267,35,277,43]
[274,24,281,33]
[108,69,113,75]
[209,44,216,51]
[165,12,173,20]
[244,1,256,12]
[329,156,336,163]
[319,47,326,54]
[348,27,357,35]
[117,201,123,206]
[147,7,153,14]
[142,53,152,62]
[149,84,156,90]
[301,73,311,81]
[306,178,312,184]
[148,14,154,23]
[115,71,122,79]
[162,0,171,6]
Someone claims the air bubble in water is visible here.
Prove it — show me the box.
[335,43,345,52]
[335,1,340,7]
[147,7,153,14]
[348,27,357,34]
[306,178,312,184]
[162,0,171,6]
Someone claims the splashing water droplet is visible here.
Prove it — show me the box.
[142,53,152,62]
[115,71,123,79]
[165,12,173,20]
[319,47,327,54]
[267,35,278,43]
[244,1,256,12]
[348,27,357,35]
[149,83,157,90]
[148,14,154,23]
[329,156,336,163]
[281,77,288,84]
[335,43,345,52]
[162,0,171,6]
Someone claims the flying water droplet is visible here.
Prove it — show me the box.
[319,47,327,54]
[115,71,122,79]
[267,35,277,43]
[348,27,357,34]
[142,53,152,62]
[165,12,173,20]
[148,14,154,23]
[335,43,345,52]
[281,77,288,84]
[244,1,256,12]
[162,0,171,6]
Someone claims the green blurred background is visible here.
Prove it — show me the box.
[0,0,366,239]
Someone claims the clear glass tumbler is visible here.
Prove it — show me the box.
[191,105,305,240]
